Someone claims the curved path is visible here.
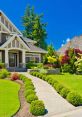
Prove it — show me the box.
[21,73,76,117]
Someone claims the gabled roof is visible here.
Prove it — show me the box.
[27,43,48,53]
[1,34,47,53]
[58,35,82,55]
[0,10,22,35]
[1,34,30,50]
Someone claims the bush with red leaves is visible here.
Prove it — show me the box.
[61,55,70,65]
[11,73,19,81]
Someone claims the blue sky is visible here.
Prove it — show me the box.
[0,0,82,50]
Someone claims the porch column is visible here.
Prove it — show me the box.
[22,50,25,68]
[5,49,9,68]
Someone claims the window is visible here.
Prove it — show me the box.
[35,57,39,63]
[25,53,40,63]
[26,57,30,62]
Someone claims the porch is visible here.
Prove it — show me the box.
[0,48,42,70]
[1,49,26,68]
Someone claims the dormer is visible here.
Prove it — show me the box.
[0,10,22,35]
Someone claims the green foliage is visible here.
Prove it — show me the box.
[25,85,35,90]
[0,69,10,79]
[62,64,71,73]
[25,89,35,97]
[22,5,47,49]
[26,61,37,69]
[37,63,43,68]
[0,62,5,69]
[47,45,55,56]
[60,88,70,98]
[40,68,47,74]
[75,57,82,74]
[19,74,45,116]
[30,100,45,116]
[26,94,38,103]
[55,84,64,93]
[67,92,82,106]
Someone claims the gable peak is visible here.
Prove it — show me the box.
[0,10,22,35]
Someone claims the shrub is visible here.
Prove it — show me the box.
[35,72,40,77]
[67,92,82,106]
[11,72,19,81]
[40,69,47,74]
[61,64,71,73]
[25,89,36,97]
[0,69,10,79]
[45,76,50,82]
[48,78,55,86]
[26,94,38,103]
[0,62,5,69]
[30,100,45,116]
[55,84,64,93]
[53,81,59,89]
[25,85,35,90]
[32,72,37,76]
[26,61,37,69]
[60,88,70,98]
[37,63,43,68]
[42,75,46,80]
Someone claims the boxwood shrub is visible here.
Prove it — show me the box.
[30,100,46,116]
[60,88,70,98]
[25,85,35,90]
[67,92,82,106]
[25,89,36,97]
[26,94,38,103]
[55,83,64,93]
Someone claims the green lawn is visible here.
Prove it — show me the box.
[0,79,20,117]
[48,73,82,96]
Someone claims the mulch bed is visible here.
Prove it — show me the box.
[14,80,35,117]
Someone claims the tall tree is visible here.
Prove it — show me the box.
[22,5,47,49]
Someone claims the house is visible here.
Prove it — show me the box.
[0,10,47,69]
[58,35,82,55]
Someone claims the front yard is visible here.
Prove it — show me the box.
[0,79,20,117]
[48,74,82,96]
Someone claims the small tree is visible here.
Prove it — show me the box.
[75,54,82,74]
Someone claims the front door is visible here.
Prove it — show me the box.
[9,53,18,67]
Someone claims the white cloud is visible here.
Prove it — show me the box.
[66,38,70,42]
[61,44,64,47]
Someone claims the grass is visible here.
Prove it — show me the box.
[0,79,20,117]
[48,73,82,96]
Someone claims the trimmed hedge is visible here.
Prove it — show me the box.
[25,89,36,97]
[30,100,46,116]
[26,94,38,103]
[30,71,82,107]
[19,74,46,116]
[60,88,70,98]
[67,92,82,106]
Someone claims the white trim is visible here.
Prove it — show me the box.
[0,22,11,33]
[1,34,30,51]
[0,10,22,35]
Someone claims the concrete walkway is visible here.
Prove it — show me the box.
[21,73,77,117]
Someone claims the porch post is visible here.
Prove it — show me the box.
[22,50,25,68]
[5,49,9,68]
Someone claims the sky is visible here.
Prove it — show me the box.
[0,0,82,50]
